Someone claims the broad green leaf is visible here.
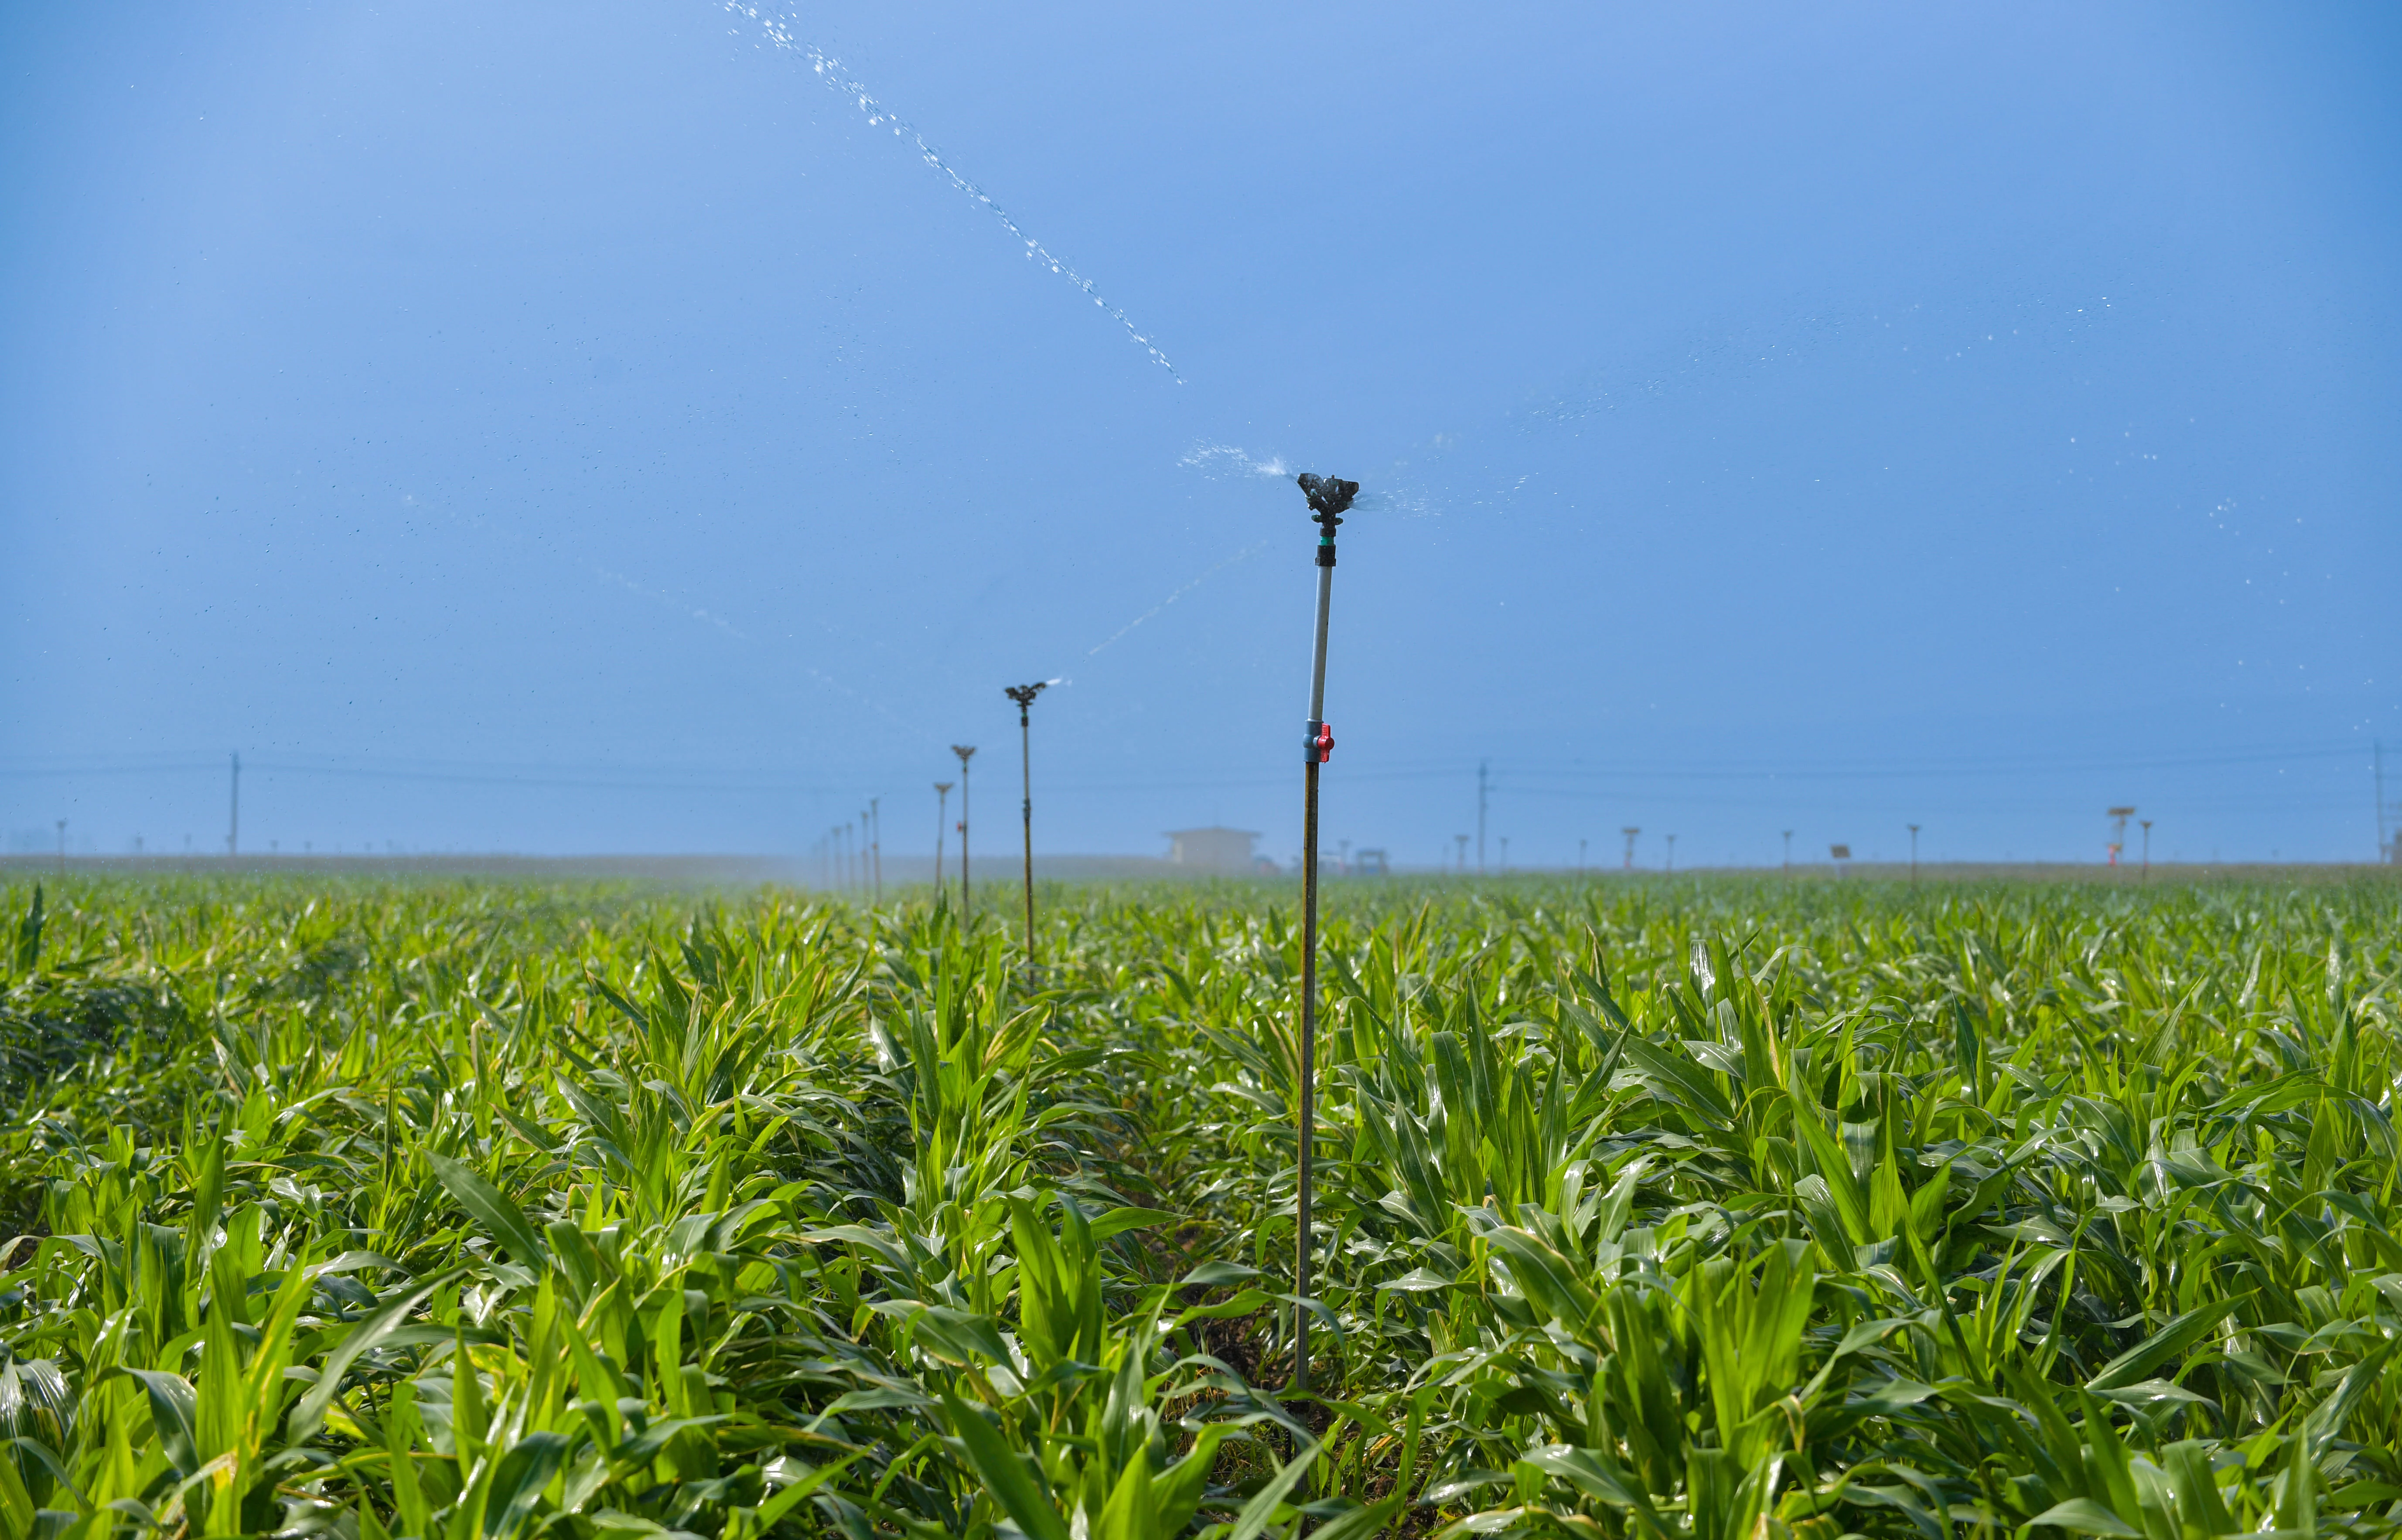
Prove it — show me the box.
[427,1154,550,1271]
[941,1393,1068,1540]
[2027,1497,2142,1537]
[483,1432,571,1540]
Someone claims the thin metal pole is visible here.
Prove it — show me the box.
[1284,472,1354,1410]
[1296,519,1335,1398]
[1020,705,1036,979]
[934,794,945,900]
[952,746,976,925]
[1477,760,1488,875]
[870,797,882,904]
[1297,756,1321,1391]
[2379,741,2388,862]
[1002,686,1052,981]
[1296,774,1324,1373]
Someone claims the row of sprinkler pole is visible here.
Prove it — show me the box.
[877,474,2164,1438]
[825,803,2162,898]
[822,476,1357,1413]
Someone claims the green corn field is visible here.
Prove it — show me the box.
[1,872,2398,1540]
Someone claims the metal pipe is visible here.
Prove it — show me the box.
[934,782,952,905]
[951,746,976,924]
[1297,753,1320,1392]
[1290,470,1355,1402]
[1024,716,1035,969]
[1003,684,1054,987]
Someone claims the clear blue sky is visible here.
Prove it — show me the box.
[5,3,2397,866]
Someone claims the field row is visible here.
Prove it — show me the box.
[1,875,2398,1538]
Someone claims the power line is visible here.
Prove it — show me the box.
[0,739,2379,799]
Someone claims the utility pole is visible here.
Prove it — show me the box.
[1665,834,1675,873]
[1578,837,1587,872]
[227,752,241,857]
[1290,470,1358,1403]
[2378,741,2395,863]
[1782,830,1793,874]
[2139,819,2152,881]
[934,783,953,903]
[1454,834,1468,873]
[1477,760,1488,875]
[1006,681,1052,985]
[1499,836,1508,874]
[1907,824,1921,887]
[952,746,977,923]
[1621,826,1639,871]
[869,797,882,903]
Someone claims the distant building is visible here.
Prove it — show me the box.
[1165,827,1260,872]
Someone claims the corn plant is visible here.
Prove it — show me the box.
[0,870,2396,1539]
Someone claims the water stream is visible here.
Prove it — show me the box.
[727,3,1182,382]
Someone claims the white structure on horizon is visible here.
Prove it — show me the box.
[1165,827,1260,872]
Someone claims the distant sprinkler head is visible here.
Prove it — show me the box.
[1004,681,1050,708]
[1297,473,1359,526]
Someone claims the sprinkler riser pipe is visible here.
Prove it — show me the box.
[1287,470,1354,1403]
[1021,703,1036,981]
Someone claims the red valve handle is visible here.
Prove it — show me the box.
[1313,722,1335,763]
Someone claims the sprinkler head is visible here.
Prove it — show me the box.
[1297,473,1359,528]
[1004,681,1049,709]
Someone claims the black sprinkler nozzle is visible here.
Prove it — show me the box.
[1297,473,1359,523]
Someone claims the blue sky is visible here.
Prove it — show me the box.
[4,3,2397,867]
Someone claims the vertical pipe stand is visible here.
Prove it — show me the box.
[1291,471,1352,1410]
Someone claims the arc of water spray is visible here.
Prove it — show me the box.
[1087,540,1267,657]
[731,3,1181,382]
